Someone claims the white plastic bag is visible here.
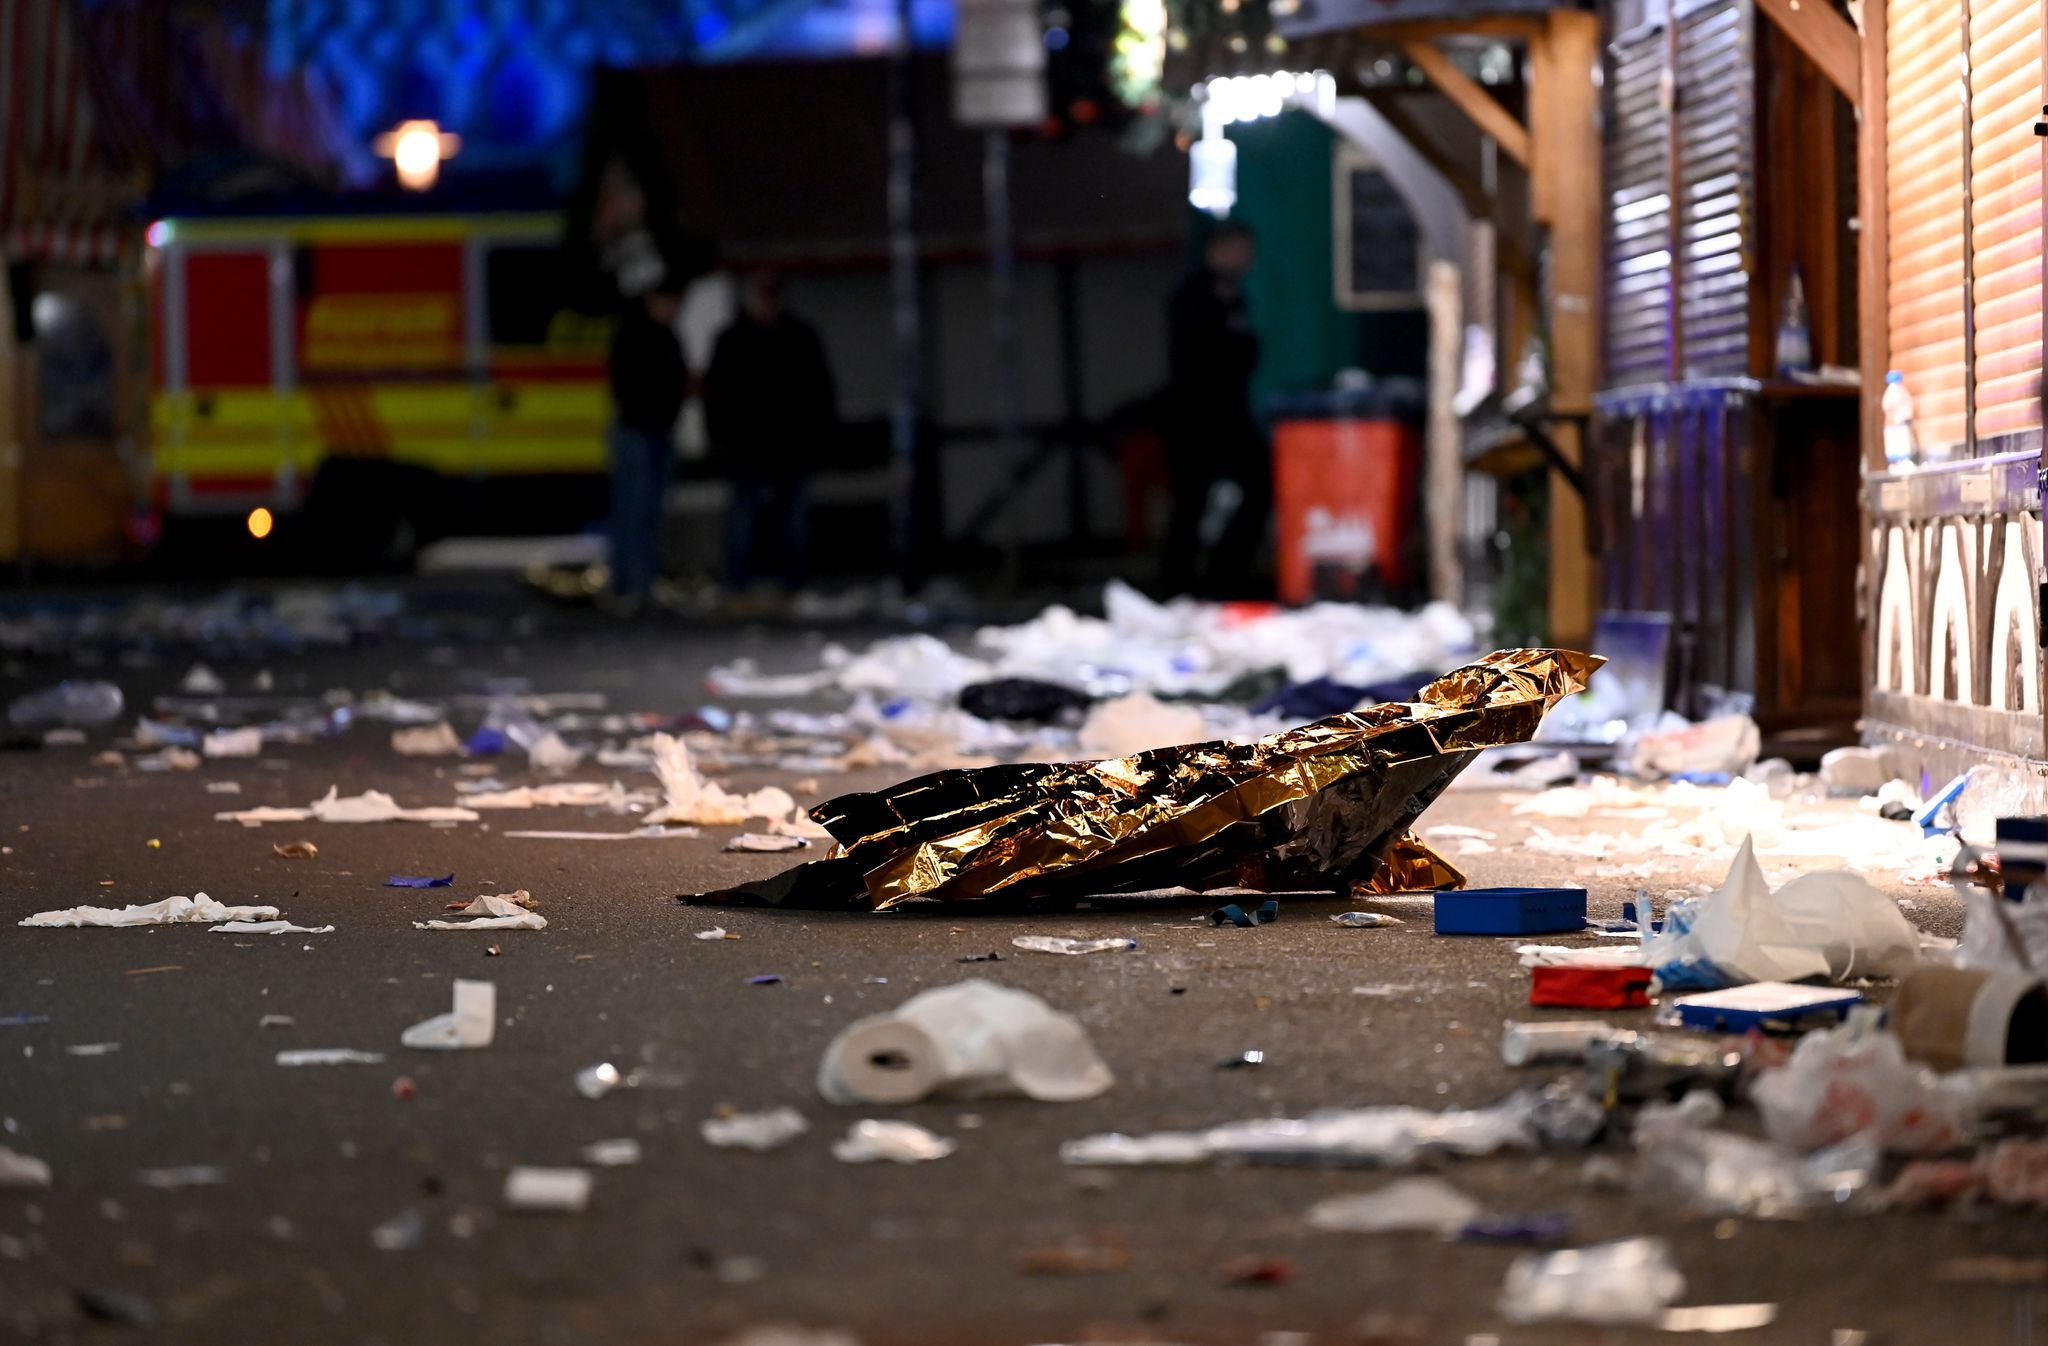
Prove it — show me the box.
[1640,836,1923,985]
[1498,1238,1685,1325]
[1751,1013,1966,1154]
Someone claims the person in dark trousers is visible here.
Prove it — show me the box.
[704,269,836,595]
[1160,219,1269,597]
[605,277,687,611]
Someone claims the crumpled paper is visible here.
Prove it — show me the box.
[699,648,1599,912]
[414,893,547,932]
[216,788,479,825]
[645,733,798,826]
[21,894,281,928]
[212,919,335,935]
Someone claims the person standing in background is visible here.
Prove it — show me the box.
[604,275,687,614]
[705,269,837,600]
[1160,220,1268,597]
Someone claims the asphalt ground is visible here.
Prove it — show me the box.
[0,590,2039,1346]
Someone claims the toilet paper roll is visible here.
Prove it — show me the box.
[817,1014,950,1105]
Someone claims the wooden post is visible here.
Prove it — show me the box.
[0,264,20,564]
[1528,9,1604,648]
[1754,0,1863,104]
[1857,0,1888,470]
[1425,259,1463,605]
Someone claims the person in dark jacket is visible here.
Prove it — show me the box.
[704,269,836,594]
[605,278,687,608]
[1160,220,1268,596]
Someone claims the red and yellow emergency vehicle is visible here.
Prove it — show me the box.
[148,213,613,556]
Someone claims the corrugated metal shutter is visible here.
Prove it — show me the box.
[1967,0,2042,446]
[1674,0,1752,379]
[1604,26,1673,386]
[1886,0,1969,453]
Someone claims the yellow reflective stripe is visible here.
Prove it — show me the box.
[161,214,560,245]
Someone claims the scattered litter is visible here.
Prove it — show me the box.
[1062,1087,1600,1167]
[1529,964,1652,1010]
[1659,1304,1781,1333]
[400,980,496,1050]
[1636,836,1924,989]
[414,893,546,932]
[136,1166,225,1189]
[1752,1010,1965,1154]
[1215,1253,1293,1287]
[1502,1021,1624,1068]
[831,1119,955,1164]
[1331,912,1402,928]
[503,1166,592,1212]
[955,952,1003,963]
[1820,747,1890,797]
[0,1148,52,1187]
[1306,1177,1481,1234]
[21,893,280,928]
[180,663,226,694]
[526,730,586,773]
[0,1013,50,1027]
[645,733,799,826]
[1218,1049,1266,1069]
[7,679,123,728]
[1892,965,2048,1069]
[259,1014,295,1029]
[1010,935,1136,956]
[272,841,318,859]
[748,974,785,985]
[1497,1237,1685,1326]
[370,1208,425,1251]
[818,980,1113,1105]
[75,1287,157,1328]
[385,874,455,888]
[202,726,263,759]
[392,722,464,756]
[1017,1232,1131,1274]
[1436,887,1587,936]
[212,919,334,935]
[463,781,650,811]
[576,1063,625,1099]
[65,1042,121,1056]
[500,825,700,841]
[276,1049,385,1066]
[136,746,200,771]
[217,787,480,826]
[580,1138,643,1166]
[1673,982,1864,1035]
[696,927,738,941]
[728,833,809,853]
[702,1107,810,1151]
[1630,714,1760,780]
[1076,691,1207,757]
[1211,904,1256,928]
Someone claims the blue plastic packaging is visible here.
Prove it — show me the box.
[1434,887,1588,935]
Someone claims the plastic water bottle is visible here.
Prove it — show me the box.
[1882,371,1919,471]
[7,680,124,728]
[1774,267,1811,377]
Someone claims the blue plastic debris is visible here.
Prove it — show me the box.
[1913,773,1970,837]
[385,874,455,888]
[746,974,784,985]
[1255,899,1279,924]
[1434,887,1588,936]
[1460,1213,1572,1245]
[1671,982,1864,1034]
[1210,903,1256,928]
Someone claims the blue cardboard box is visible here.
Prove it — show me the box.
[1434,887,1588,936]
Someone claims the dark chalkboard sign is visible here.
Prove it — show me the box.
[1335,157,1421,309]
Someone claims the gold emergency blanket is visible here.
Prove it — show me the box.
[703,648,1599,912]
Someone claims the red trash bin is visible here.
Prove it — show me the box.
[1271,415,1420,605]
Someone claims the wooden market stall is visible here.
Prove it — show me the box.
[1858,0,2045,785]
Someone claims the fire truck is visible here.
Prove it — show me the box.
[147,213,613,559]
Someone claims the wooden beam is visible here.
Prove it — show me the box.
[1358,89,1488,217]
[1754,0,1862,106]
[1527,10,1603,648]
[1399,40,1530,165]
[1856,0,1888,470]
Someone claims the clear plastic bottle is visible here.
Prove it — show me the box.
[1775,267,1811,377]
[1881,370,1919,471]
[7,680,124,728]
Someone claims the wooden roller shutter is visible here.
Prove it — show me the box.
[1605,25,1674,386]
[1968,0,2043,446]
[1886,0,1968,454]
[1674,0,1753,378]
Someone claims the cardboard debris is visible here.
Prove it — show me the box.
[391,722,464,757]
